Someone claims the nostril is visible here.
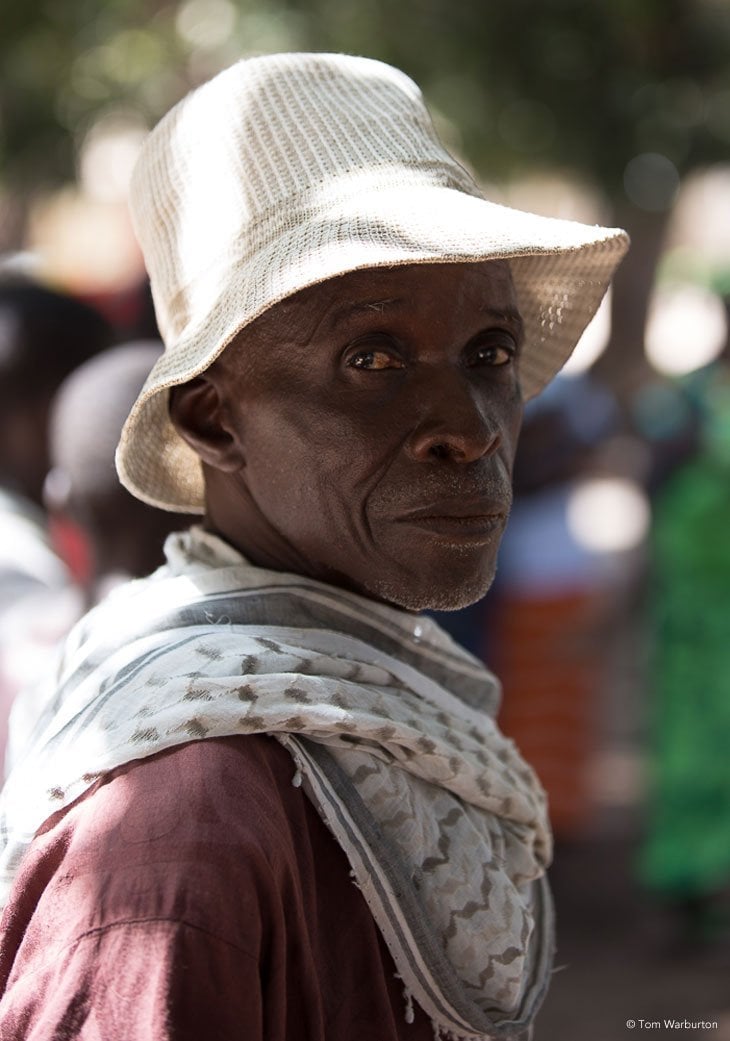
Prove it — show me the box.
[411,423,499,464]
[428,443,450,460]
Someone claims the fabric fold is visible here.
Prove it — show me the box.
[0,526,553,1040]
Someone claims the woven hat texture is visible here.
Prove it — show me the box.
[118,51,629,513]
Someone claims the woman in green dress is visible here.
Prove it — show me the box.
[641,363,730,942]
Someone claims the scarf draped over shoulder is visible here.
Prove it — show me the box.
[0,527,554,1041]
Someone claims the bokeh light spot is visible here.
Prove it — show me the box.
[567,477,650,554]
[176,0,237,50]
[562,290,612,375]
[645,284,727,376]
[623,152,680,212]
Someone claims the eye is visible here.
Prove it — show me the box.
[346,346,405,371]
[468,336,518,368]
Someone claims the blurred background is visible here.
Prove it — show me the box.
[1,1,729,1037]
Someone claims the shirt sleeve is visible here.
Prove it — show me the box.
[0,917,263,1041]
[0,737,293,1041]
[0,735,434,1041]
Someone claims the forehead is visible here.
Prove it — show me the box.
[229,260,519,355]
[302,259,514,320]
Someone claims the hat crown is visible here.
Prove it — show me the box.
[119,52,628,514]
[131,53,477,344]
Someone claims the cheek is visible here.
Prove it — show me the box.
[502,391,524,470]
[242,400,386,522]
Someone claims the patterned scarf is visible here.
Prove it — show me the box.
[0,528,553,1040]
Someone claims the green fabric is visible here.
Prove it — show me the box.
[640,451,730,896]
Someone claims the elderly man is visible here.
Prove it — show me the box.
[0,54,627,1040]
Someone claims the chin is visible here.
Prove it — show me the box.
[363,561,498,613]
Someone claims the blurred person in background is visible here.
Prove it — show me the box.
[640,349,730,949]
[491,374,622,837]
[4,342,192,774]
[0,54,627,1040]
[46,340,186,600]
[0,274,112,760]
[0,275,112,599]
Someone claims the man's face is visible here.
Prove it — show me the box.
[203,261,524,611]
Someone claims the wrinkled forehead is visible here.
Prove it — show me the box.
[218,259,519,368]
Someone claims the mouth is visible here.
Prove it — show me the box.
[396,498,509,544]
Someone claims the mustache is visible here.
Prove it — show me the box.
[370,464,514,515]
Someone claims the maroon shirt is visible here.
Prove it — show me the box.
[0,735,434,1040]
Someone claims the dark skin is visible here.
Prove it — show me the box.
[170,261,524,611]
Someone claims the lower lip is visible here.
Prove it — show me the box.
[399,514,505,544]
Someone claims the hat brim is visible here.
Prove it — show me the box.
[117,184,628,512]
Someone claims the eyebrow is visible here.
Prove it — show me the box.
[328,298,525,340]
[480,305,524,335]
[330,298,402,327]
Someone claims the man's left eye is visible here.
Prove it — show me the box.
[470,341,516,367]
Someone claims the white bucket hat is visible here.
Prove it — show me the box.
[117,51,629,513]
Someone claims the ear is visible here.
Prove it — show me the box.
[168,376,244,473]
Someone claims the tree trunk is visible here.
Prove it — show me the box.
[592,200,673,407]
[0,190,32,255]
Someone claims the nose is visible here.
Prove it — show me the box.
[406,370,501,465]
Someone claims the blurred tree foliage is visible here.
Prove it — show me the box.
[2,0,729,387]
[2,0,729,199]
[308,0,730,200]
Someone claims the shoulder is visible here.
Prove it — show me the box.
[7,736,315,955]
[0,736,437,1041]
[89,733,306,851]
[68,732,306,868]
